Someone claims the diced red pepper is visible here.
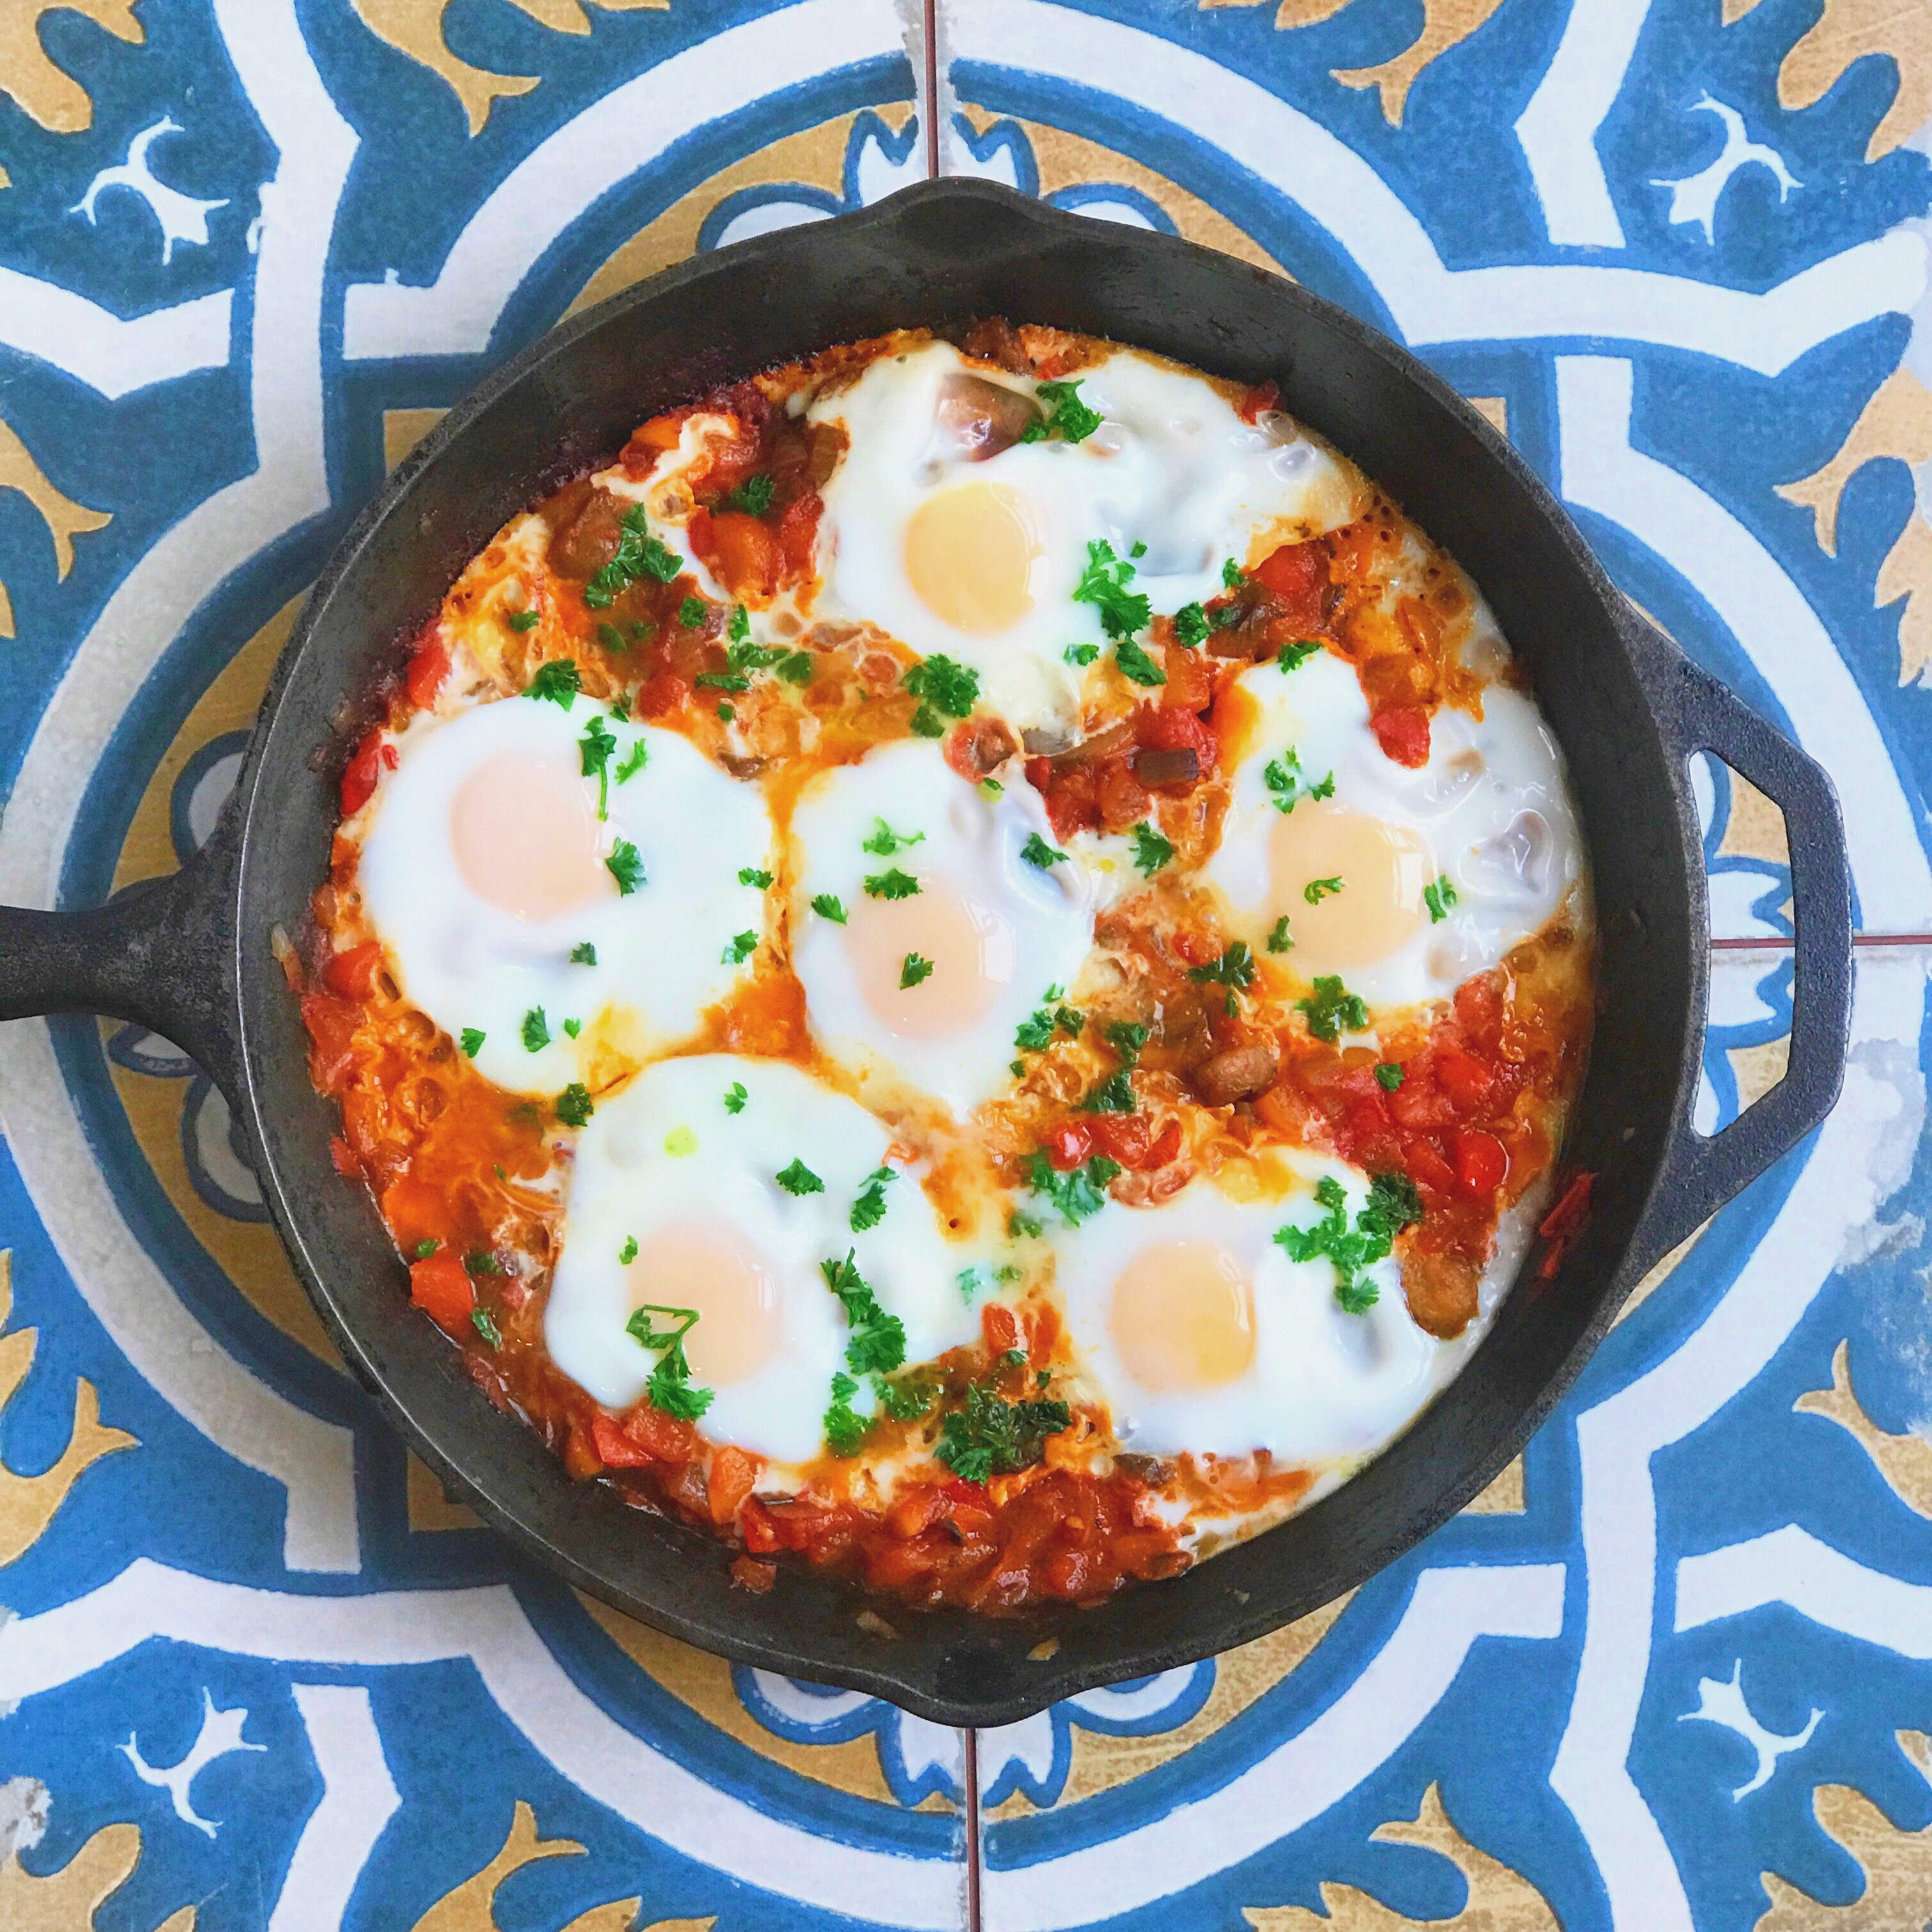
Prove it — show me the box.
[339,730,397,816]
[1432,1043,1494,1111]
[1370,705,1431,769]
[623,1400,702,1464]
[405,638,451,711]
[588,1409,655,1469]
[322,940,384,1000]
[1087,1112,1151,1168]
[983,1302,1024,1356]
[410,1252,474,1337]
[707,1445,757,1524]
[739,1496,781,1552]
[1451,1128,1509,1199]
[1042,1120,1094,1171]
[1237,380,1281,424]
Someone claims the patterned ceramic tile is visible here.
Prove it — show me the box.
[0,4,985,1925]
[933,4,1932,1925]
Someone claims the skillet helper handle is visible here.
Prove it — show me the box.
[1621,609,1853,1266]
[0,815,243,1100]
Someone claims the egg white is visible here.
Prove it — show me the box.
[357,695,772,1095]
[545,1055,987,1469]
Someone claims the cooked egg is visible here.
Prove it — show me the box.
[356,694,772,1094]
[1053,1156,1439,1461]
[1204,651,1585,1009]
[544,1055,984,1468]
[807,341,1356,732]
[788,740,1100,1117]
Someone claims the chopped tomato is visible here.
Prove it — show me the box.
[1403,1135,1460,1202]
[410,1252,473,1337]
[1041,1119,1094,1170]
[302,993,360,1092]
[1253,540,1326,620]
[946,716,1017,782]
[695,509,783,601]
[620,411,686,477]
[623,1400,701,1464]
[588,1409,656,1469]
[1144,1119,1183,1169]
[404,638,450,711]
[329,1135,362,1179]
[339,730,396,816]
[1135,702,1216,774]
[775,490,822,576]
[1451,1128,1509,1199]
[1087,1112,1152,1168]
[1237,379,1281,424]
[1432,1043,1494,1110]
[1371,705,1431,769]
[707,1445,758,1524]
[322,940,384,1000]
[739,1496,781,1552]
[730,1555,778,1593]
[983,1303,1023,1355]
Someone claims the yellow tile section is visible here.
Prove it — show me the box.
[385,406,450,471]
[0,2,144,135]
[1464,1453,1526,1513]
[407,1451,482,1531]
[0,1816,195,1931]
[1794,1340,1932,1518]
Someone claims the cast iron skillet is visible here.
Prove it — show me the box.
[0,180,1851,1726]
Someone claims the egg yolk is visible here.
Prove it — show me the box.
[847,882,1013,1038]
[452,747,612,923]
[627,1224,781,1388]
[1111,1242,1257,1392]
[1271,801,1430,971]
[903,481,1043,634]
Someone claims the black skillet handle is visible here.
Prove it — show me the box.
[0,802,243,1100]
[1619,608,1853,1269]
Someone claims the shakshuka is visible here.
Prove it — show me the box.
[298,323,1594,1611]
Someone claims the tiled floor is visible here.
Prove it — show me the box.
[1,1,1930,1926]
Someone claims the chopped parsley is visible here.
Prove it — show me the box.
[900,951,935,989]
[1376,1062,1405,1090]
[1188,940,1257,993]
[1304,875,1344,905]
[618,1235,639,1264]
[879,1376,935,1421]
[570,942,597,965]
[1266,916,1294,954]
[521,1007,551,1052]
[811,892,848,924]
[605,839,645,894]
[1020,378,1103,445]
[1073,539,1152,643]
[526,659,581,709]
[580,714,617,817]
[1264,747,1335,815]
[850,1166,894,1232]
[1275,1172,1422,1314]
[1105,1018,1151,1063]
[471,1307,502,1349]
[1064,642,1100,667]
[716,703,735,721]
[902,654,980,739]
[1423,875,1459,923]
[723,1082,747,1114]
[626,1303,714,1421]
[459,1027,485,1057]
[414,1238,438,1259]
[724,472,776,516]
[1009,1208,1045,1239]
[555,1083,594,1128]
[824,1372,869,1457]
[583,504,680,609]
[1114,634,1167,687]
[776,1158,824,1196]
[1022,832,1069,870]
[677,595,708,629]
[1296,974,1369,1043]
[464,1250,500,1275]
[936,1379,1072,1483]
[1015,988,1084,1054]
[774,650,815,686]
[562,1018,581,1039]
[1129,820,1174,875]
[862,817,924,857]
[506,607,540,633]
[1223,559,1246,590]
[721,930,758,965]
[597,621,627,652]
[979,778,1004,799]
[739,866,773,888]
[1171,602,1209,648]
[615,740,648,785]
[1025,1149,1121,1227]
[1084,1068,1137,1114]
[694,670,749,693]
[1278,641,1321,673]
[864,867,921,900]
[822,1250,906,1376]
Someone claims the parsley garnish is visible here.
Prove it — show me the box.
[879,1376,934,1421]
[583,504,680,609]
[597,621,627,652]
[570,942,597,965]
[1104,1018,1151,1063]
[850,1166,894,1232]
[555,1083,594,1128]
[865,868,920,900]
[862,818,924,857]
[1423,875,1459,922]
[1019,378,1102,445]
[723,1082,747,1114]
[910,705,945,739]
[694,671,749,692]
[725,473,776,516]
[774,650,815,687]
[626,1303,714,1420]
[619,1235,639,1264]
[1376,1062,1404,1090]
[1025,1149,1121,1226]
[678,595,708,629]
[605,840,645,894]
[1064,642,1100,667]
[1297,974,1368,1042]
[822,1250,906,1376]
[1022,832,1069,870]
[776,1158,824,1196]
[1305,875,1344,905]
[1015,988,1084,1054]
[507,607,540,633]
[521,1008,550,1052]
[900,951,934,989]
[1129,820,1174,874]
[562,1018,581,1039]
[717,703,735,721]
[1084,1069,1137,1114]
[471,1308,502,1349]
[824,1372,869,1456]
[580,714,617,817]
[739,866,773,888]
[615,739,648,785]
[936,1380,1072,1483]
[1114,634,1167,687]
[1171,602,1208,648]
[459,1027,485,1057]
[722,930,758,965]
[1264,748,1335,815]
[1275,1172,1422,1313]
[811,892,847,923]
[1073,539,1152,643]
[464,1250,500,1275]
[1278,641,1321,673]
[526,659,581,709]
[902,654,980,736]
[1009,1208,1045,1239]
[1266,916,1294,954]
[414,1238,438,1259]
[1188,941,1257,993]
[1223,559,1246,590]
